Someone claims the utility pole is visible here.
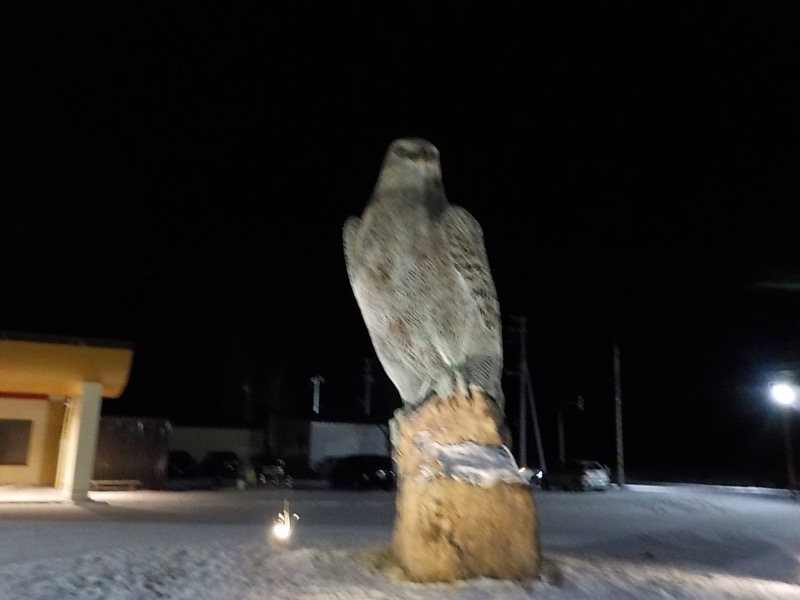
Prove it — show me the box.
[557,403,565,468]
[362,358,374,417]
[613,341,625,487]
[511,315,546,472]
[781,408,797,496]
[310,375,325,414]
[525,368,547,473]
[517,316,527,465]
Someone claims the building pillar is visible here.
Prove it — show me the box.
[55,382,103,502]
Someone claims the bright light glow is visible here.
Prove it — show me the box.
[272,522,292,541]
[771,383,797,407]
[517,466,543,483]
[270,500,299,543]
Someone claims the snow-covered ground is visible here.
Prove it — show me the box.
[0,483,799,599]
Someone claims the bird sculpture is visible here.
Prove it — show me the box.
[343,137,505,420]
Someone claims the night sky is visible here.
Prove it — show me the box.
[4,3,800,483]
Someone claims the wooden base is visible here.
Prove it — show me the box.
[391,390,540,582]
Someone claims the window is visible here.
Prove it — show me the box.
[0,419,33,465]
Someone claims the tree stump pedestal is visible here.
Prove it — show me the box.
[391,389,540,582]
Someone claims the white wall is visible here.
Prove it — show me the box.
[308,422,390,470]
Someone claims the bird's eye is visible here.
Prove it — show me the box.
[395,146,416,160]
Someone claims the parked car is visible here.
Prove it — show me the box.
[541,459,610,491]
[199,451,242,485]
[314,456,339,479]
[167,450,199,479]
[327,454,396,490]
[518,466,544,487]
[251,453,293,488]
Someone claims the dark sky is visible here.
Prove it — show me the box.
[4,3,800,481]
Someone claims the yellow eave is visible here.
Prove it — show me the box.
[0,337,134,399]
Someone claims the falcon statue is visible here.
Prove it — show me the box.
[343,137,505,416]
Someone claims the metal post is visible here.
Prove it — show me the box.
[310,375,325,414]
[363,358,374,417]
[557,404,565,468]
[782,409,797,496]
[518,316,527,465]
[525,366,547,473]
[614,341,625,487]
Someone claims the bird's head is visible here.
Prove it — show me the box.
[388,137,440,165]
[371,137,446,213]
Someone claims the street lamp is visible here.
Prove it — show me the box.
[769,382,797,497]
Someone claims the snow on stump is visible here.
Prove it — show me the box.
[391,389,540,582]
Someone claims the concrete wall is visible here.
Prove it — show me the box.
[170,426,265,466]
[267,416,310,461]
[171,421,390,474]
[94,417,170,489]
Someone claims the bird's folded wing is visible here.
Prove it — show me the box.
[440,206,501,329]
[342,215,363,286]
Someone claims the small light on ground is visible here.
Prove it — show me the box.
[271,499,299,544]
[272,521,292,541]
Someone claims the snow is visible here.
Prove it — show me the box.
[0,484,799,600]
[415,434,528,486]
